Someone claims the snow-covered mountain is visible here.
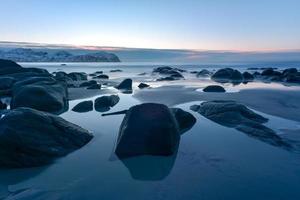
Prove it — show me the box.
[0,48,120,62]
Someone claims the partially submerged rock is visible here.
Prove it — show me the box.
[191,100,292,149]
[10,80,68,114]
[138,83,150,89]
[116,78,132,91]
[242,72,254,81]
[114,103,196,158]
[203,85,225,92]
[72,100,93,113]
[211,68,243,84]
[94,74,109,79]
[196,69,211,77]
[110,69,122,72]
[153,66,184,80]
[94,95,120,112]
[0,107,93,168]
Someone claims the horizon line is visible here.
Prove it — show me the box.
[1,40,300,54]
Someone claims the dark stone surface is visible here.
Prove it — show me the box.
[94,74,109,79]
[191,100,292,150]
[0,107,93,168]
[94,95,120,112]
[72,100,93,113]
[170,108,196,134]
[11,80,68,114]
[203,85,226,92]
[0,100,7,110]
[196,69,211,77]
[0,77,16,90]
[115,103,180,158]
[138,83,150,89]
[211,68,243,83]
[110,69,122,72]
[116,79,132,91]
[242,72,254,80]
[67,72,87,81]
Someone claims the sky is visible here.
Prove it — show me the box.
[0,0,300,51]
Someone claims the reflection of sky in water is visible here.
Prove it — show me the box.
[1,64,300,199]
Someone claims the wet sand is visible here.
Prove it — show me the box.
[134,86,300,122]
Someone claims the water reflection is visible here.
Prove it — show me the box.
[119,148,178,181]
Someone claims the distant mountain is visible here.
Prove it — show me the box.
[0,48,120,62]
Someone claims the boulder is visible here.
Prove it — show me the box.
[67,72,87,81]
[0,59,23,75]
[11,80,68,114]
[138,83,150,89]
[72,100,93,113]
[191,101,292,149]
[94,74,109,79]
[153,66,184,79]
[114,103,196,158]
[0,77,16,90]
[196,69,211,77]
[170,108,196,134]
[116,79,132,91]
[282,68,297,76]
[110,69,122,72]
[115,103,180,158]
[203,85,225,92]
[261,68,275,76]
[242,72,254,81]
[0,107,93,168]
[94,95,120,112]
[211,68,243,83]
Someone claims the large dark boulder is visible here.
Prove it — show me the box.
[0,77,16,90]
[191,101,292,150]
[116,79,132,91]
[196,69,211,77]
[153,66,184,80]
[0,101,7,110]
[11,80,68,114]
[282,68,298,76]
[0,107,93,168]
[242,72,254,81]
[261,68,275,76]
[203,85,225,92]
[72,100,93,113]
[114,103,196,158]
[115,103,180,158]
[211,68,243,83]
[0,59,23,75]
[94,95,120,112]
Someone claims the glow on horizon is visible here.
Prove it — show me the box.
[1,0,300,51]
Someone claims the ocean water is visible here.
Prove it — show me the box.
[1,63,300,199]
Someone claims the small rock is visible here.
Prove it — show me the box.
[72,100,93,113]
[203,85,225,92]
[138,83,150,89]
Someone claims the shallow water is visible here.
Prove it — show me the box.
[1,63,300,199]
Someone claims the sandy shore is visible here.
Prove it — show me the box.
[134,86,300,122]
